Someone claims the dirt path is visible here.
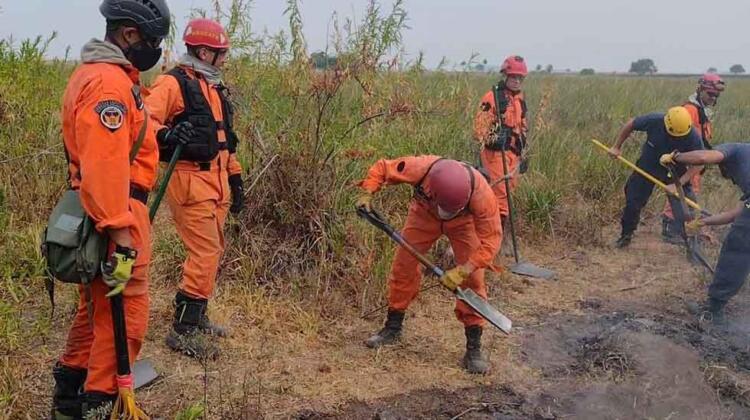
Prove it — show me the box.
[25,218,750,419]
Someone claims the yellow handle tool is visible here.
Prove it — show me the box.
[590,139,706,214]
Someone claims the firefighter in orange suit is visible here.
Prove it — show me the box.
[145,18,243,359]
[473,55,528,255]
[52,0,170,418]
[356,156,502,374]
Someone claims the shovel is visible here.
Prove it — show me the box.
[666,166,716,274]
[133,359,159,389]
[357,208,512,334]
[491,84,556,281]
[149,144,183,222]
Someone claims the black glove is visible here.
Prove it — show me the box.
[157,122,196,147]
[519,157,530,174]
[228,174,244,214]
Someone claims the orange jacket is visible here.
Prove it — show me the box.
[62,62,158,232]
[359,155,501,269]
[473,88,527,148]
[146,66,242,175]
[683,102,712,142]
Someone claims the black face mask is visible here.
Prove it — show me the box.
[124,39,162,72]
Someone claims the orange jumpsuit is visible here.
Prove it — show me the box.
[662,102,712,219]
[474,88,528,218]
[145,67,242,300]
[360,156,502,327]
[59,60,158,394]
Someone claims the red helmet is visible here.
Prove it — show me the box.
[501,55,528,77]
[428,160,472,214]
[183,18,230,49]
[698,73,725,94]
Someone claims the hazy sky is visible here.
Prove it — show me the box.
[2,0,750,73]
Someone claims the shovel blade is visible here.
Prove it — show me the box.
[510,262,556,280]
[455,287,512,334]
[133,359,159,389]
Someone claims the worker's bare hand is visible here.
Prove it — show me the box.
[607,147,622,159]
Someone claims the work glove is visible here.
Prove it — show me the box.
[440,264,473,291]
[685,218,705,236]
[157,122,197,147]
[659,151,679,168]
[102,245,138,297]
[355,192,374,212]
[229,174,244,214]
[519,157,530,174]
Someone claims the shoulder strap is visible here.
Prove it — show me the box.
[520,98,528,119]
[128,107,149,164]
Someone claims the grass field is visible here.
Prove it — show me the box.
[2,2,750,418]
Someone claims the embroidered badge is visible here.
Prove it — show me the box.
[95,100,126,131]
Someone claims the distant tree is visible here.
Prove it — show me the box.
[545,64,553,73]
[730,64,746,74]
[482,58,488,66]
[310,51,337,69]
[707,67,718,73]
[460,61,467,66]
[535,64,542,72]
[580,68,595,75]
[474,63,485,72]
[629,58,657,75]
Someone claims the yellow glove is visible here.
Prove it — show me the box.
[685,218,704,236]
[659,151,679,167]
[355,192,374,212]
[103,246,137,297]
[440,264,473,291]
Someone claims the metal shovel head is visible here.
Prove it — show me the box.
[455,287,512,334]
[133,359,159,389]
[510,261,556,280]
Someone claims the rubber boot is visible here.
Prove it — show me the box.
[661,216,683,245]
[463,325,489,374]
[81,392,116,420]
[365,310,404,348]
[686,298,727,326]
[51,362,86,420]
[165,292,220,360]
[614,233,633,249]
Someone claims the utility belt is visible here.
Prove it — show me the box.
[485,127,525,155]
[130,184,148,205]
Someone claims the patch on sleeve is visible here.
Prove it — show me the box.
[481,102,491,111]
[397,161,406,172]
[94,100,127,131]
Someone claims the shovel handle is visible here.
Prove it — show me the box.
[357,207,444,277]
[149,144,183,222]
[109,293,131,376]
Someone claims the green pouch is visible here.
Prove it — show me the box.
[43,190,107,284]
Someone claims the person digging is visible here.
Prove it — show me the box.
[356,156,502,374]
[608,106,704,248]
[661,144,750,325]
[660,73,725,244]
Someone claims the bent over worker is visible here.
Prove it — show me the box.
[52,0,170,417]
[473,55,528,255]
[145,18,243,359]
[661,143,750,325]
[661,73,725,243]
[356,156,502,374]
[608,106,704,248]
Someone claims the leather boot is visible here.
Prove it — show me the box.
[365,310,404,348]
[463,325,489,374]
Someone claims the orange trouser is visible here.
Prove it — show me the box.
[662,172,702,220]
[388,202,488,327]
[167,166,230,299]
[59,199,151,395]
[480,148,520,218]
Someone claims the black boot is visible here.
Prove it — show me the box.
[686,298,727,326]
[365,310,404,348]
[463,325,489,374]
[614,233,633,249]
[165,292,220,359]
[81,392,116,420]
[51,362,86,420]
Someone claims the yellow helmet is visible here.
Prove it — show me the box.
[664,106,692,137]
